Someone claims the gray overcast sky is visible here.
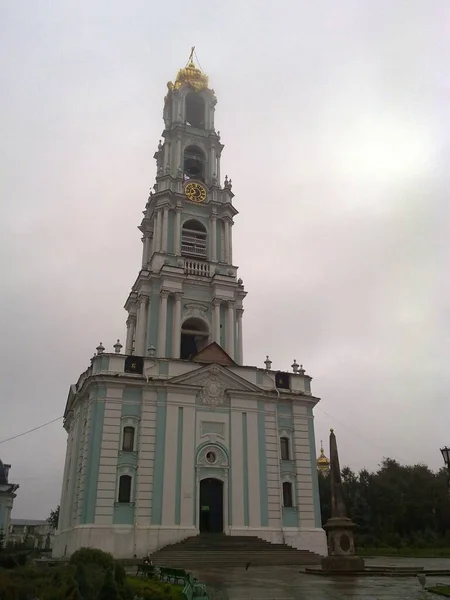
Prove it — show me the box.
[1,1,449,519]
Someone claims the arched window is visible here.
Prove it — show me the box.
[118,475,132,503]
[282,481,293,507]
[185,92,206,129]
[180,317,209,360]
[183,145,205,181]
[280,437,290,461]
[181,219,207,258]
[122,426,135,452]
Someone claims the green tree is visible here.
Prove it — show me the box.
[47,506,60,530]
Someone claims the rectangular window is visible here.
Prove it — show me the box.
[283,481,293,507]
[118,475,132,503]
[280,437,290,460]
[122,426,135,452]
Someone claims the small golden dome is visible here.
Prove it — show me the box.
[167,47,209,93]
[317,440,330,472]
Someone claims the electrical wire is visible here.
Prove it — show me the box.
[315,405,409,465]
[0,416,63,445]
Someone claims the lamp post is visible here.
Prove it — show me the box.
[440,447,450,495]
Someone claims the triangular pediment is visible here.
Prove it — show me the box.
[193,342,236,366]
[167,362,262,394]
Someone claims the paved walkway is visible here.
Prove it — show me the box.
[190,558,450,599]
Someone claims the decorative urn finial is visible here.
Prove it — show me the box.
[96,342,105,355]
[113,339,123,354]
[264,356,272,370]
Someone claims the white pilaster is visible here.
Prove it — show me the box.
[172,292,182,359]
[213,299,221,344]
[224,219,230,264]
[174,207,182,255]
[135,296,148,356]
[211,215,217,262]
[237,308,244,364]
[125,315,136,355]
[228,220,233,264]
[142,236,150,268]
[155,210,162,252]
[157,290,169,357]
[162,206,169,252]
[176,136,182,172]
[292,406,316,528]
[226,301,235,358]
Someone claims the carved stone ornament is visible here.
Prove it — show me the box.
[197,444,228,467]
[200,375,226,407]
[184,303,209,319]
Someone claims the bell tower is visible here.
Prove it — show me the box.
[124,50,246,363]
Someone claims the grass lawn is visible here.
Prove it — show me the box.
[358,547,450,558]
[427,586,450,597]
[127,575,183,599]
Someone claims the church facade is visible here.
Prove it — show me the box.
[53,56,327,559]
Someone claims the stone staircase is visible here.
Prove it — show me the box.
[149,534,322,568]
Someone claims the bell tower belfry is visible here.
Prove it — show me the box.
[124,50,246,363]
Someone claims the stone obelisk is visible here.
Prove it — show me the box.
[321,429,365,572]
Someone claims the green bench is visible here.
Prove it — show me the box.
[136,563,159,579]
[158,566,190,584]
[182,573,208,599]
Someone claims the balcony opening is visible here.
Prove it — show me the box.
[180,317,209,360]
[186,92,206,129]
[181,219,207,258]
[184,145,205,181]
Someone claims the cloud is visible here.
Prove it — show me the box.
[1,0,449,517]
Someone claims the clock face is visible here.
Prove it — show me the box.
[184,181,207,203]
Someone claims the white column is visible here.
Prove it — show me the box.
[155,210,162,252]
[229,220,233,264]
[125,315,136,354]
[142,236,150,268]
[172,292,183,359]
[162,206,169,252]
[224,219,230,264]
[211,216,217,262]
[237,308,244,364]
[213,299,221,344]
[226,301,235,358]
[163,140,169,168]
[135,296,148,356]
[209,146,216,180]
[157,290,169,357]
[176,137,182,173]
[217,153,221,184]
[175,207,182,255]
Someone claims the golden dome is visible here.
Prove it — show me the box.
[167,47,209,93]
[317,440,330,472]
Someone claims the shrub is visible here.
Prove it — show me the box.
[98,567,120,600]
[69,547,114,570]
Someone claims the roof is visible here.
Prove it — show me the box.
[11,519,48,526]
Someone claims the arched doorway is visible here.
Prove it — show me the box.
[199,478,224,533]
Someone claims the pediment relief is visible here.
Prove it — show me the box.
[167,363,262,395]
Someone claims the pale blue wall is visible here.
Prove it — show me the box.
[174,407,183,525]
[257,400,269,526]
[242,412,249,526]
[151,391,167,525]
[113,504,135,525]
[282,507,298,527]
[81,386,106,524]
